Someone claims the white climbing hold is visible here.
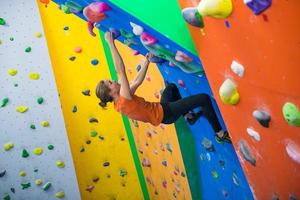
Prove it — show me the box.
[230,60,244,77]
[285,139,300,165]
[246,128,260,141]
[130,22,144,35]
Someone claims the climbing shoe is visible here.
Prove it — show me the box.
[215,131,232,144]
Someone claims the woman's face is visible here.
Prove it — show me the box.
[104,80,120,96]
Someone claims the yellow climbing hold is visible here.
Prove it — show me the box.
[56,160,65,168]
[35,32,42,38]
[19,170,27,177]
[55,191,65,199]
[29,73,40,80]
[41,121,50,127]
[33,147,43,155]
[4,142,14,151]
[16,106,29,113]
[8,68,18,76]
[35,179,43,186]
[197,0,233,18]
[219,78,240,105]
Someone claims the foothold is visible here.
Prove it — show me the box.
[109,28,121,39]
[141,32,158,46]
[142,158,151,167]
[285,139,300,165]
[262,13,269,21]
[181,172,186,177]
[41,121,50,127]
[86,140,91,144]
[219,79,240,105]
[92,176,100,183]
[239,139,256,166]
[29,73,40,80]
[120,29,135,39]
[0,17,6,25]
[225,20,230,28]
[119,169,128,177]
[82,90,90,96]
[133,50,140,55]
[56,160,65,168]
[34,168,38,173]
[74,47,82,53]
[42,182,52,191]
[0,170,6,177]
[30,124,36,129]
[166,143,173,153]
[19,170,27,177]
[16,106,29,113]
[182,7,204,28]
[136,64,141,72]
[197,0,233,18]
[161,160,168,167]
[90,130,98,137]
[200,28,206,36]
[72,105,77,113]
[231,60,245,77]
[37,97,44,104]
[14,83,18,87]
[149,56,166,64]
[33,147,43,155]
[162,180,167,188]
[80,146,85,152]
[10,188,15,193]
[4,142,14,151]
[25,47,32,53]
[55,191,65,198]
[175,51,193,63]
[1,97,9,107]
[64,26,69,31]
[86,185,95,192]
[65,0,83,14]
[35,32,42,38]
[282,102,300,127]
[22,149,30,158]
[130,22,144,35]
[89,117,99,123]
[178,80,185,87]
[21,182,31,189]
[244,0,272,15]
[232,172,240,186]
[91,59,99,66]
[246,128,261,141]
[211,170,219,179]
[10,37,14,41]
[202,137,215,152]
[252,110,271,127]
[98,135,104,140]
[8,68,18,76]
[69,56,76,61]
[103,161,110,167]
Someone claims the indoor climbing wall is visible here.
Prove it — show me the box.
[37,1,145,200]
[0,1,80,200]
[178,0,300,199]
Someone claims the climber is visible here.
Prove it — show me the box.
[95,32,231,143]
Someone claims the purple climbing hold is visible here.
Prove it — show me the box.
[225,20,230,28]
[244,0,272,15]
[82,89,90,96]
[238,139,256,166]
[136,64,141,72]
[161,160,168,167]
[109,28,121,39]
[89,117,99,123]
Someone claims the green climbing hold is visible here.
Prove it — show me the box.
[120,29,135,39]
[0,18,6,25]
[4,142,14,151]
[30,124,36,129]
[19,170,27,177]
[35,179,43,186]
[212,170,219,179]
[9,37,14,41]
[1,97,9,107]
[7,68,17,76]
[3,194,10,200]
[48,144,54,150]
[56,160,65,168]
[119,169,128,177]
[55,191,65,198]
[282,102,300,127]
[42,182,52,191]
[41,121,49,127]
[21,182,31,189]
[16,106,29,113]
[37,97,44,104]
[22,149,29,158]
[25,47,31,53]
[61,4,71,14]
[90,130,98,137]
[33,147,43,155]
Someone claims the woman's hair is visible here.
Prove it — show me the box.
[95,80,113,108]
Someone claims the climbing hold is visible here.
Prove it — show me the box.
[30,124,36,129]
[56,160,65,168]
[86,185,95,192]
[63,26,69,31]
[4,142,14,151]
[219,78,240,105]
[72,105,77,113]
[162,180,167,188]
[109,28,121,39]
[225,20,230,28]
[22,149,30,158]
[43,182,52,191]
[133,50,140,55]
[162,160,168,167]
[92,176,99,182]
[40,0,50,7]
[136,64,141,72]
[16,106,29,113]
[90,130,98,137]
[35,32,42,38]
[246,128,261,141]
[252,109,271,127]
[80,146,85,152]
[146,75,151,81]
[98,135,104,140]
[282,102,300,127]
[91,59,99,66]
[197,0,233,18]
[74,47,82,53]
[34,168,38,173]
[9,37,14,41]
[3,194,10,200]
[119,169,128,177]
[120,29,135,39]
[8,68,18,76]
[14,83,18,87]
[166,143,173,153]
[149,56,166,64]
[142,158,151,167]
[65,0,83,14]
[182,7,204,28]
[154,91,160,99]
[289,194,297,200]
[178,80,185,88]
[141,32,158,46]
[175,51,193,63]
[29,73,40,80]
[232,172,240,186]
[48,144,54,150]
[1,97,9,107]
[25,47,32,53]
[37,97,44,104]
[285,139,300,165]
[230,61,245,77]
[60,4,71,14]
[238,139,256,166]
[202,137,215,152]
[0,170,6,177]
[211,170,219,179]
[10,188,15,193]
[89,117,99,123]
[124,38,136,47]
[103,161,110,167]
[33,147,43,155]
[55,191,65,199]
[41,121,50,127]
[82,89,90,96]
[86,140,91,144]
[0,18,6,25]
[244,0,272,15]
[19,170,27,177]
[69,56,76,61]
[130,22,144,36]
[181,172,186,177]
[21,182,31,189]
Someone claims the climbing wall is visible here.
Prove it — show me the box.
[178,0,300,199]
[37,1,145,200]
[0,0,80,199]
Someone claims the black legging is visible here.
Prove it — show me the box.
[160,83,222,132]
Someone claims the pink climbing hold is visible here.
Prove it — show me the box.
[140,32,158,46]
[175,51,193,62]
[160,124,165,130]
[162,180,167,188]
[142,158,151,167]
[178,80,185,87]
[74,47,82,53]
[133,50,140,55]
[285,139,300,165]
[146,75,151,81]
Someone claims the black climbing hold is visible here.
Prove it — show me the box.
[80,146,85,152]
[0,170,6,177]
[103,162,110,167]
[181,172,186,177]
[93,177,100,183]
[34,168,38,173]
[239,139,256,166]
[10,188,15,193]
[86,140,91,144]
[69,56,76,61]
[82,90,90,96]
[219,160,225,168]
[252,110,271,128]
[98,135,104,140]
[72,105,77,113]
[64,26,69,30]
[89,117,99,123]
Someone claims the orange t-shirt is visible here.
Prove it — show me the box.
[114,95,164,126]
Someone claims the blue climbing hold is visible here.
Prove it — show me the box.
[244,0,272,15]
[64,26,69,30]
[91,59,99,66]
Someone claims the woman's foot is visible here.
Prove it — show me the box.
[215,130,232,143]
[185,111,203,125]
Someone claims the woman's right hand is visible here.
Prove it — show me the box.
[104,32,114,43]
